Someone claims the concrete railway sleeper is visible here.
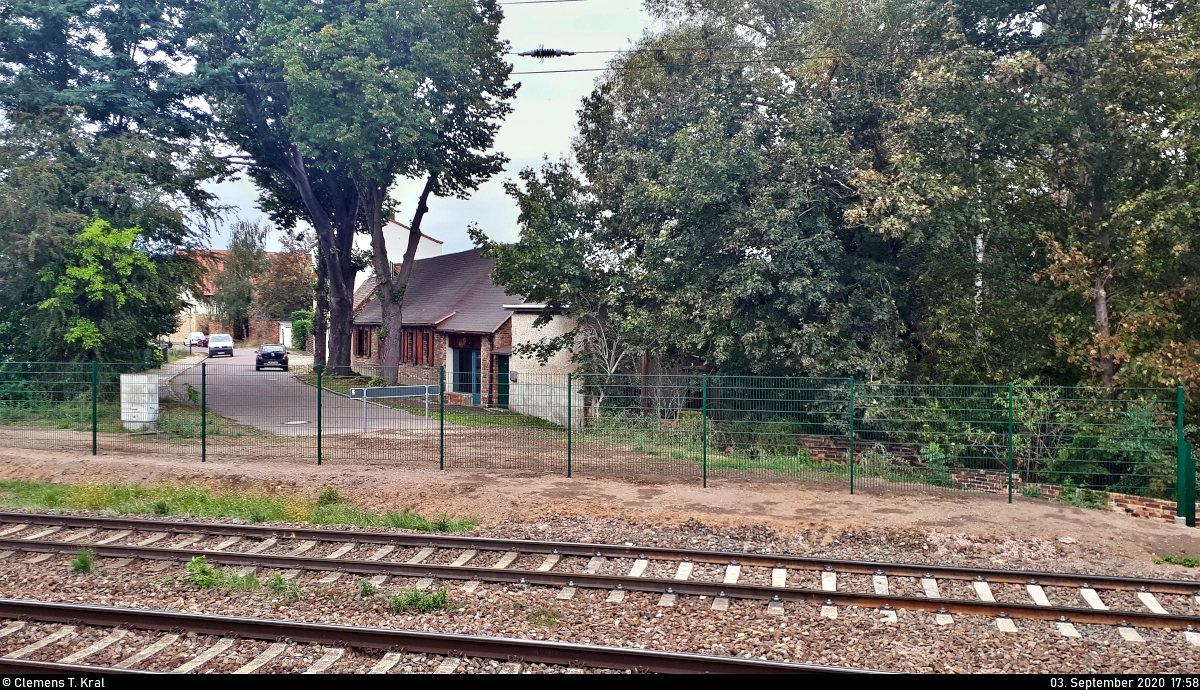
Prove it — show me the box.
[1,511,1198,595]
[0,599,867,674]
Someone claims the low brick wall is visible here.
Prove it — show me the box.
[950,469,1188,523]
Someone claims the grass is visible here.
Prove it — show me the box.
[359,579,377,597]
[526,607,561,626]
[265,572,302,601]
[0,480,477,532]
[390,587,449,613]
[185,555,260,591]
[0,400,258,438]
[294,372,559,429]
[1154,552,1199,567]
[70,548,94,574]
[166,349,193,363]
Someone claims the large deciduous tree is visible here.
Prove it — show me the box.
[268,0,515,381]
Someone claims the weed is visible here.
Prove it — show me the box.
[97,568,107,576]
[162,577,173,585]
[359,579,377,597]
[184,556,260,591]
[1019,485,1044,499]
[70,548,94,574]
[317,484,341,506]
[248,507,269,523]
[266,573,302,601]
[186,384,200,403]
[390,587,449,613]
[526,608,561,626]
[367,377,389,388]
[152,499,170,516]
[1154,552,1199,568]
[510,600,524,610]
[1058,483,1109,510]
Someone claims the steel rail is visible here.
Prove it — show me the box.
[6,538,1199,631]
[1,510,1197,594]
[0,599,872,674]
[0,658,156,674]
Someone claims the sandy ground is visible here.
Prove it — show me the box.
[2,447,1199,567]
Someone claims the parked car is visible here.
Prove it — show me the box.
[207,333,234,357]
[255,344,289,371]
[184,331,207,347]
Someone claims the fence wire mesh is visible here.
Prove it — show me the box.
[0,361,1191,514]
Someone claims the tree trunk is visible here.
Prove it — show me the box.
[363,183,403,383]
[276,146,357,375]
[1092,195,1114,386]
[313,248,329,366]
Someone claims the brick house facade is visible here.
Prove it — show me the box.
[352,249,516,407]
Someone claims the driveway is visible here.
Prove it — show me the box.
[167,348,437,436]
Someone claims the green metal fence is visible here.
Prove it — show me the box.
[0,361,1193,523]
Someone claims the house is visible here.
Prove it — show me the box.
[352,248,514,405]
[169,249,302,346]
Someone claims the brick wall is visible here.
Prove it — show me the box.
[949,469,1188,523]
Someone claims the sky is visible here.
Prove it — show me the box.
[201,0,659,254]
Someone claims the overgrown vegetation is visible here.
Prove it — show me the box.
[1154,553,1199,568]
[358,579,377,597]
[185,556,260,591]
[390,587,449,613]
[1058,483,1110,511]
[0,480,476,532]
[526,607,561,626]
[69,548,94,574]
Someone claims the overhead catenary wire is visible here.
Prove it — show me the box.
[0,31,1194,97]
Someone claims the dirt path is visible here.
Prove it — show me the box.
[1,446,1197,566]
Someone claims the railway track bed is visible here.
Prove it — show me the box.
[0,510,1197,673]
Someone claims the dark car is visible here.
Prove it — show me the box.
[207,333,234,357]
[256,344,289,371]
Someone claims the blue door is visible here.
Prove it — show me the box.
[453,347,481,405]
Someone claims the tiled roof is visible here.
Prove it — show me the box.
[353,248,516,334]
[352,276,379,314]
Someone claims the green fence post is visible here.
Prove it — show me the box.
[200,362,207,464]
[702,373,708,489]
[567,373,573,478]
[91,362,98,456]
[848,376,856,495]
[316,364,323,466]
[1008,383,1015,504]
[439,365,445,471]
[1178,386,1186,522]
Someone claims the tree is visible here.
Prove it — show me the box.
[209,220,267,340]
[267,0,516,381]
[36,218,161,360]
[254,236,314,320]
[0,106,197,362]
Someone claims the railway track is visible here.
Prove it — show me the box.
[0,511,1198,644]
[0,598,861,674]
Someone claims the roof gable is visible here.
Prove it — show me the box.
[353,248,518,333]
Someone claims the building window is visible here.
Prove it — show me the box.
[355,327,372,358]
[423,331,431,365]
[406,331,414,364]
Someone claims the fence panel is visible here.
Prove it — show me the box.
[0,359,1187,507]
[442,370,567,472]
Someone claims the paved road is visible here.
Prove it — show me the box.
[167,348,436,436]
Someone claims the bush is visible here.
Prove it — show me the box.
[291,311,313,351]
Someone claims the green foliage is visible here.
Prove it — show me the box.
[1154,553,1199,568]
[526,607,561,626]
[390,587,449,613]
[70,548,94,574]
[185,556,260,591]
[0,107,202,362]
[317,484,341,506]
[152,500,170,516]
[358,579,377,597]
[290,311,313,351]
[1057,483,1110,511]
[210,220,268,341]
[265,573,302,601]
[1019,485,1044,499]
[366,377,388,388]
